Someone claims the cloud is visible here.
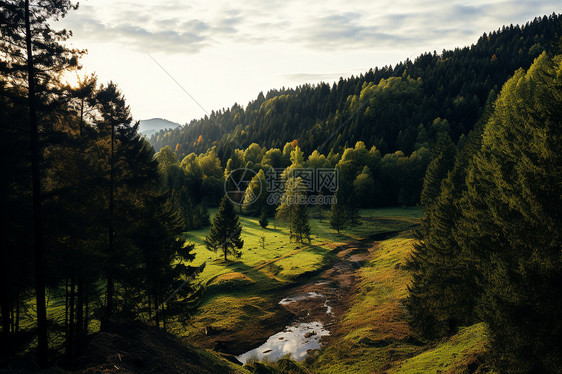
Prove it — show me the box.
[61,2,244,54]
[60,0,562,55]
[64,17,210,54]
[296,12,416,50]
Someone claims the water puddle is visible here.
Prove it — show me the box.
[323,300,332,314]
[236,321,330,364]
[278,292,323,305]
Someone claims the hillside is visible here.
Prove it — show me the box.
[0,321,247,374]
[149,14,561,160]
[139,118,181,137]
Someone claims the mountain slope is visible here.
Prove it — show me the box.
[149,14,561,160]
[139,118,180,137]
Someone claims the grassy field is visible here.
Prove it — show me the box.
[185,207,421,285]
[173,207,421,350]
[180,206,489,373]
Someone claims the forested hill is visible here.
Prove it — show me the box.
[149,13,561,160]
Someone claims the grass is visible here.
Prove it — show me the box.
[389,323,489,374]
[15,205,489,373]
[173,207,421,351]
[311,232,420,374]
[185,207,421,286]
[15,207,424,364]
[310,231,489,374]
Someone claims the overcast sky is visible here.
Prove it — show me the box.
[57,0,561,124]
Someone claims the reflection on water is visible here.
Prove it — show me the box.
[236,322,330,364]
[278,292,324,305]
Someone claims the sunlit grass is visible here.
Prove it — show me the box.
[176,207,420,345]
[389,323,489,374]
[185,207,420,286]
[311,231,489,374]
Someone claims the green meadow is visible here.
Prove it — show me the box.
[173,207,420,347]
[176,207,489,373]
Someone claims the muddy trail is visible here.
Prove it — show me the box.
[218,230,405,361]
[277,232,393,327]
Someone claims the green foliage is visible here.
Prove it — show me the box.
[419,136,456,207]
[276,177,311,242]
[406,174,480,338]
[353,166,376,207]
[408,52,562,373]
[150,15,562,159]
[457,52,562,373]
[205,195,244,261]
[329,201,347,233]
[0,38,199,359]
[290,203,311,243]
[259,210,269,229]
[243,169,267,216]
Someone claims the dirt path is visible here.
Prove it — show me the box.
[276,233,386,332]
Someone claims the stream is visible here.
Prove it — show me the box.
[236,321,330,364]
[236,233,390,363]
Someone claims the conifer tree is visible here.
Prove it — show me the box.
[205,195,244,261]
[242,169,266,216]
[0,0,82,364]
[329,194,348,234]
[291,202,311,243]
[457,53,562,373]
[259,209,269,228]
[419,136,456,207]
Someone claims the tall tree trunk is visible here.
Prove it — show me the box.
[105,275,113,327]
[84,290,89,333]
[10,302,14,334]
[0,289,9,339]
[154,294,160,327]
[76,278,84,349]
[15,295,20,333]
[0,231,10,348]
[24,0,48,366]
[79,97,84,137]
[105,122,115,325]
[64,278,68,337]
[66,276,75,360]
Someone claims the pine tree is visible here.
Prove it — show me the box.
[406,175,479,338]
[94,82,132,324]
[419,136,456,207]
[291,202,311,243]
[205,195,244,261]
[242,169,266,216]
[0,0,82,364]
[329,200,347,233]
[457,53,562,373]
[406,106,487,339]
[131,189,200,328]
[259,209,269,228]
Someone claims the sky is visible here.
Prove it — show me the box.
[57,0,562,125]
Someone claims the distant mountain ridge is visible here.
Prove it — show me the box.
[139,118,181,137]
